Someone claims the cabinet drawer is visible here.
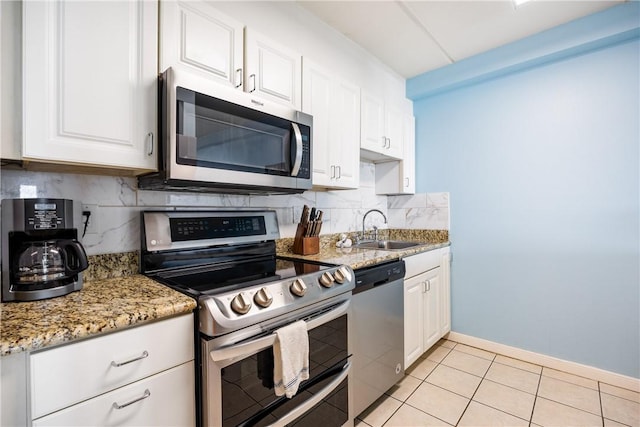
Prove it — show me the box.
[31,314,194,419]
[33,361,195,426]
[404,249,441,279]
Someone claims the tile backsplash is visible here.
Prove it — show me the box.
[0,162,449,255]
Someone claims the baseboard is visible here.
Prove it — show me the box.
[446,331,640,393]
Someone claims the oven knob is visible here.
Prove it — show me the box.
[290,279,307,297]
[254,287,273,308]
[319,272,335,288]
[334,266,352,284]
[230,293,252,315]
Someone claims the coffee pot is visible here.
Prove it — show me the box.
[15,240,88,284]
[2,198,88,302]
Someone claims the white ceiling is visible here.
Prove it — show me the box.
[296,0,624,78]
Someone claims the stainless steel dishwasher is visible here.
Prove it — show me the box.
[351,259,406,417]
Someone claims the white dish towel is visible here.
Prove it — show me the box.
[273,320,309,398]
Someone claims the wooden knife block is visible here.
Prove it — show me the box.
[292,223,319,255]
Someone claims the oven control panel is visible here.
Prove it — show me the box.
[200,265,355,336]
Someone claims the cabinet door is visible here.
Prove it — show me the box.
[423,267,441,351]
[30,314,194,419]
[360,91,385,154]
[302,60,359,190]
[401,114,416,193]
[32,361,195,427]
[374,113,415,195]
[330,79,360,189]
[384,104,404,159]
[440,250,452,335]
[245,29,301,109]
[1,0,21,161]
[160,0,244,88]
[302,60,333,187]
[23,0,157,171]
[404,274,425,368]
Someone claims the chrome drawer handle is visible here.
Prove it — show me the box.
[111,350,149,367]
[147,132,154,156]
[112,389,151,410]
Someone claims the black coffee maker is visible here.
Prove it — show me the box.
[1,198,89,302]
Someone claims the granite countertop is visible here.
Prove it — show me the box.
[0,275,196,357]
[279,241,450,269]
[277,229,450,269]
[1,229,448,357]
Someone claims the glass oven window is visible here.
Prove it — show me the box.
[176,87,293,175]
[220,316,349,427]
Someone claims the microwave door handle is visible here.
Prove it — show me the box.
[291,122,303,177]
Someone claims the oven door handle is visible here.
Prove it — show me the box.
[209,299,350,362]
[267,360,351,427]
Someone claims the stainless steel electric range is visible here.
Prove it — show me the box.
[140,210,355,427]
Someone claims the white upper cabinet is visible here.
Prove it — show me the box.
[160,1,244,88]
[402,114,417,194]
[161,3,302,110]
[22,0,157,172]
[303,59,360,189]
[245,29,302,110]
[361,91,404,161]
[375,114,416,195]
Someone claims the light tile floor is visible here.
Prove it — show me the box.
[355,339,640,427]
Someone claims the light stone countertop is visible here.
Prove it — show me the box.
[0,275,196,356]
[1,229,448,357]
[278,241,450,269]
[276,229,450,269]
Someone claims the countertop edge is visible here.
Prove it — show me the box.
[2,238,449,356]
[1,275,196,357]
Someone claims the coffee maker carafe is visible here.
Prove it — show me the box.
[1,198,89,302]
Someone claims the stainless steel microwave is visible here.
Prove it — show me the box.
[138,67,312,194]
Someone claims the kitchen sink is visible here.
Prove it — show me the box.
[355,240,423,251]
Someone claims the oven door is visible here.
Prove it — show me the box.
[202,298,351,427]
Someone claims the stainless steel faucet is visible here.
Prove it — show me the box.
[361,209,387,242]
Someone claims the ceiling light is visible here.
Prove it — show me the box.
[513,0,533,7]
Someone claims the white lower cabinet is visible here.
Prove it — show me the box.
[403,248,451,368]
[29,314,195,426]
[33,361,195,427]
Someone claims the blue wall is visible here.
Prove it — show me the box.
[409,4,640,378]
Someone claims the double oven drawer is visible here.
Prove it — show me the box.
[203,298,351,427]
